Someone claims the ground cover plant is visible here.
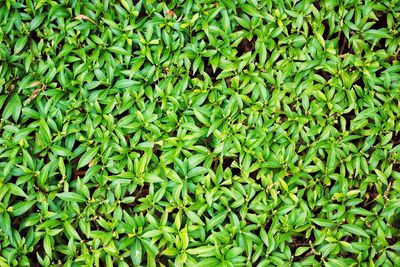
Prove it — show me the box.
[0,0,400,266]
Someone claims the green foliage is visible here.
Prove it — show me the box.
[1,0,400,266]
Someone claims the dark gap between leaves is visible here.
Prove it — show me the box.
[6,76,19,94]
[362,185,378,210]
[29,30,41,43]
[157,254,170,266]
[392,162,400,173]
[88,184,98,197]
[387,53,400,64]
[279,113,288,123]
[137,6,148,19]
[291,234,316,262]
[231,167,241,177]
[26,242,45,266]
[286,21,292,34]
[248,169,259,180]
[375,38,386,50]
[203,57,222,82]
[321,19,331,40]
[371,11,388,29]
[342,110,356,131]
[315,69,332,81]
[338,32,352,55]
[375,67,384,77]
[236,38,255,57]
[387,235,399,245]
[221,156,237,169]
[337,248,357,259]
[153,144,162,158]
[389,133,400,166]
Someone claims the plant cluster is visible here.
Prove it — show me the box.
[0,0,400,266]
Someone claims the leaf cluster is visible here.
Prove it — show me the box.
[0,0,400,266]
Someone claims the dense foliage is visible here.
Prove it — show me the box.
[1,0,400,266]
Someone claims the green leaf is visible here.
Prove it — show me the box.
[295,246,310,256]
[114,79,140,89]
[341,224,369,238]
[77,147,99,169]
[63,221,81,240]
[7,183,28,198]
[2,94,21,122]
[44,235,52,258]
[207,212,227,230]
[57,192,87,202]
[12,200,36,216]
[107,46,131,56]
[30,14,46,30]
[14,36,28,54]
[141,230,162,238]
[186,210,205,225]
[141,239,159,256]
[186,246,215,257]
[311,218,336,228]
[240,4,261,17]
[144,173,164,183]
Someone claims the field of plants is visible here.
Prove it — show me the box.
[0,0,400,266]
